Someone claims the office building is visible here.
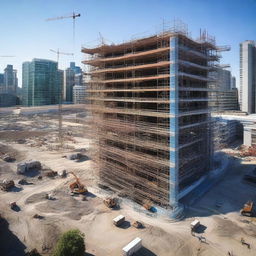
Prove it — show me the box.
[73,85,87,104]
[22,59,60,106]
[240,40,256,113]
[231,76,236,89]
[64,62,82,103]
[0,73,4,93]
[3,65,18,94]
[209,68,239,112]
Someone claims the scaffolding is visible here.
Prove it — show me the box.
[82,23,220,208]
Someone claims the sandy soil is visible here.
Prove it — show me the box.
[0,111,256,256]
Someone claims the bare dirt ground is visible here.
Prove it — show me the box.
[0,109,256,256]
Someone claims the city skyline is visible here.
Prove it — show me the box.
[0,0,256,87]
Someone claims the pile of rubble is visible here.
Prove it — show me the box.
[239,146,256,158]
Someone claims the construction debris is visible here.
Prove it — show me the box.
[45,170,58,178]
[0,179,15,191]
[240,237,251,249]
[45,193,55,200]
[58,169,67,178]
[17,160,41,174]
[3,155,15,162]
[33,214,44,219]
[239,146,256,157]
[66,153,83,160]
[104,197,118,208]
[18,179,28,185]
[10,202,18,210]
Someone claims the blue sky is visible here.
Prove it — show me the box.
[0,0,255,88]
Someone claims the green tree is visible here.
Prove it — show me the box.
[52,229,85,256]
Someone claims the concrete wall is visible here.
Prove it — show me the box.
[244,128,252,146]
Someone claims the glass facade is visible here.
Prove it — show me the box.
[22,59,60,106]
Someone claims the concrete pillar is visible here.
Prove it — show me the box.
[244,127,252,146]
[169,36,179,207]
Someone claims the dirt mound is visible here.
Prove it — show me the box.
[25,192,47,204]
[39,220,61,254]
[213,217,243,237]
[0,131,47,142]
[143,226,191,255]
[36,195,99,220]
[0,143,25,161]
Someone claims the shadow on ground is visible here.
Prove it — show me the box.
[86,192,96,198]
[11,186,23,192]
[76,155,90,162]
[0,218,26,255]
[22,169,40,177]
[134,247,157,256]
[119,220,131,229]
[181,154,256,218]
[194,224,207,234]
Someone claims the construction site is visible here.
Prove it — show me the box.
[1,26,256,255]
[0,104,256,256]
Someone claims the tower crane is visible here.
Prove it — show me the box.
[50,49,74,148]
[46,12,81,46]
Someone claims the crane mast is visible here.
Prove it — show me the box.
[50,49,73,148]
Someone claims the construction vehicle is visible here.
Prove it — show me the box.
[132,221,143,229]
[143,200,154,212]
[104,197,118,208]
[0,180,15,191]
[240,201,254,217]
[10,202,18,210]
[69,172,87,194]
[191,219,200,231]
[113,215,125,227]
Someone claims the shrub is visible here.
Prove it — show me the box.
[52,229,85,256]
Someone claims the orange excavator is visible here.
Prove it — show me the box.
[69,172,87,194]
[240,201,254,217]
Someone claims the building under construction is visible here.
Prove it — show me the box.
[82,25,221,212]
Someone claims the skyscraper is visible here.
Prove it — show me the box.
[64,62,82,103]
[64,67,75,103]
[57,70,64,102]
[4,64,18,94]
[22,59,60,106]
[240,40,256,113]
[0,73,4,93]
[231,76,236,89]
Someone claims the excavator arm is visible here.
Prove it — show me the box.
[69,172,87,194]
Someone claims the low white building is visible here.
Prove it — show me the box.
[73,85,87,104]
